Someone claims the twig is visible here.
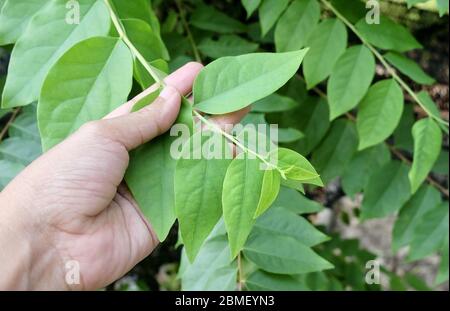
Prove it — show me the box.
[237,252,244,291]
[321,0,449,128]
[175,0,202,63]
[0,108,20,142]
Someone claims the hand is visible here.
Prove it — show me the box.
[0,62,249,290]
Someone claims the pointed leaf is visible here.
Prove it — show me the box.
[327,45,375,120]
[384,52,435,85]
[254,169,281,218]
[259,0,290,36]
[357,79,404,150]
[1,0,110,108]
[38,37,133,150]
[193,50,308,114]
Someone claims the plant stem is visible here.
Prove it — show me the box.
[237,252,244,291]
[193,110,286,178]
[175,0,202,63]
[0,108,20,142]
[103,0,164,86]
[321,0,449,128]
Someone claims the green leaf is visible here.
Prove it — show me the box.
[341,143,391,197]
[311,119,358,184]
[408,202,449,261]
[329,0,366,24]
[274,0,321,52]
[111,0,160,33]
[193,50,308,115]
[252,93,298,113]
[38,37,133,151]
[122,18,169,61]
[355,16,422,52]
[361,161,411,220]
[134,59,168,90]
[393,185,441,252]
[436,236,449,284]
[8,105,40,142]
[222,154,266,258]
[357,79,404,150]
[409,118,442,194]
[393,104,415,152]
[417,91,444,123]
[242,0,261,18]
[275,148,322,185]
[180,221,238,291]
[327,45,375,120]
[277,128,305,143]
[246,270,309,290]
[255,206,329,246]
[436,0,449,16]
[259,0,290,36]
[273,187,323,214]
[278,94,330,155]
[1,0,111,108]
[243,229,333,274]
[198,35,259,59]
[433,150,449,175]
[0,137,41,166]
[190,5,246,34]
[0,0,49,45]
[303,18,347,89]
[175,132,232,261]
[384,52,435,85]
[254,169,281,218]
[125,135,176,241]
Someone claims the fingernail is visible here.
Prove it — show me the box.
[159,85,178,100]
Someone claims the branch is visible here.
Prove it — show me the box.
[321,0,449,128]
[0,108,20,142]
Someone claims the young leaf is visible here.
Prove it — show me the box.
[341,143,391,197]
[0,0,49,45]
[190,5,246,34]
[254,169,281,218]
[259,0,290,36]
[408,202,449,262]
[193,50,308,115]
[242,0,261,18]
[409,118,442,194]
[361,161,411,220]
[222,154,266,258]
[243,229,333,274]
[1,0,111,108]
[303,18,348,89]
[175,133,232,261]
[311,119,358,184]
[355,16,422,52]
[274,0,320,52]
[392,185,441,252]
[356,79,404,150]
[384,52,435,85]
[275,148,322,185]
[38,37,133,151]
[327,45,375,120]
[198,35,259,59]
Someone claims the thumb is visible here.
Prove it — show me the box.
[90,86,181,150]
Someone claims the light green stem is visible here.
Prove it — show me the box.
[103,0,164,86]
[321,0,449,128]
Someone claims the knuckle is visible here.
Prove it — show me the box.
[79,120,106,137]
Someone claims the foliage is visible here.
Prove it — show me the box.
[0,0,448,290]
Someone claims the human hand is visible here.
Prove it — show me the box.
[0,62,249,290]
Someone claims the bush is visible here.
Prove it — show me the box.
[0,0,448,291]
